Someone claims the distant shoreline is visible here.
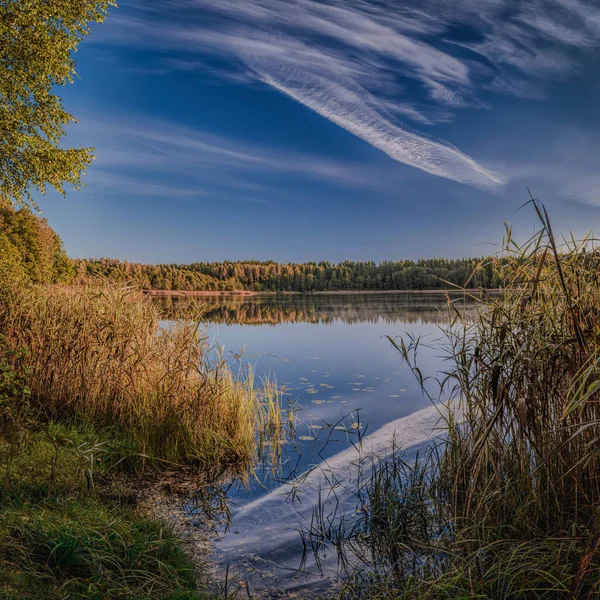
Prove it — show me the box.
[145,289,256,297]
[145,288,500,297]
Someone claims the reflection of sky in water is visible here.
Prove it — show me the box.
[184,292,480,496]
[208,319,445,498]
[174,293,479,595]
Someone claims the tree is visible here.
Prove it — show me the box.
[0,0,114,207]
[0,200,73,284]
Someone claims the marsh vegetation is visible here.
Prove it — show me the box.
[0,203,290,598]
[303,204,600,599]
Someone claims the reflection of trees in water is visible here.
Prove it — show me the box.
[155,293,483,326]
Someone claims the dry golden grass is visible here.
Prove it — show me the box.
[306,201,600,599]
[0,283,283,471]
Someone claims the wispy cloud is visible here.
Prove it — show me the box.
[257,69,503,188]
[68,114,412,200]
[92,0,600,189]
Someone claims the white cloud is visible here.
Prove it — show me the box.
[68,114,411,199]
[93,0,600,189]
[256,68,503,188]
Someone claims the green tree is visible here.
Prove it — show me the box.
[0,200,72,284]
[0,0,114,207]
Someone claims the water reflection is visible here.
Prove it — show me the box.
[156,291,482,326]
[155,292,486,597]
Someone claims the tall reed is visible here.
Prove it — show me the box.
[307,201,600,598]
[0,283,283,471]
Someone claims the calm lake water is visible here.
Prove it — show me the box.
[161,292,480,597]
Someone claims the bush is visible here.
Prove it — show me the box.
[0,344,31,451]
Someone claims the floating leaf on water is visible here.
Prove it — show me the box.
[350,422,363,429]
[400,388,407,392]
[389,394,400,398]
[299,377,309,382]
[298,435,315,441]
[311,399,325,404]
[331,395,340,399]
[352,388,362,391]
[334,426,348,431]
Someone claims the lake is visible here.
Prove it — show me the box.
[160,292,480,597]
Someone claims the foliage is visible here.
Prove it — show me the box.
[0,343,30,449]
[75,256,502,292]
[0,200,73,286]
[74,258,241,291]
[0,0,115,207]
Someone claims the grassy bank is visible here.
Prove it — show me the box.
[0,421,209,599]
[1,283,283,470]
[0,283,287,599]
[306,204,600,599]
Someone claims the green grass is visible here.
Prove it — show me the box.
[0,422,211,600]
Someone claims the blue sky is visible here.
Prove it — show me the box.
[42,0,600,263]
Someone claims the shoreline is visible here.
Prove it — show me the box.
[144,288,500,297]
[145,289,257,297]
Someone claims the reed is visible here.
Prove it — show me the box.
[307,201,600,598]
[0,283,284,472]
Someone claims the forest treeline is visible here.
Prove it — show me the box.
[74,257,501,291]
[1,203,500,292]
